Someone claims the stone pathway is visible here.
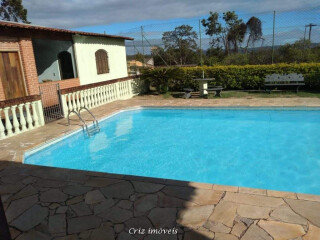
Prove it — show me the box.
[1,96,320,239]
[1,162,320,240]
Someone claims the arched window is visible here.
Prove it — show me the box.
[58,51,74,79]
[95,49,109,74]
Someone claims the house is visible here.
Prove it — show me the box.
[127,57,154,75]
[0,20,133,101]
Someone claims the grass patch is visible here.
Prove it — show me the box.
[208,90,320,98]
[160,90,320,99]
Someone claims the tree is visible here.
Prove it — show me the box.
[202,11,246,54]
[0,0,30,23]
[245,16,262,51]
[162,25,198,65]
[224,11,246,53]
[201,12,227,53]
[202,12,263,55]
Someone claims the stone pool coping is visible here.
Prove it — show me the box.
[1,96,320,239]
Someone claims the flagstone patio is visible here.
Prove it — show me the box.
[1,96,320,239]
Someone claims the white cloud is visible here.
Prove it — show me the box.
[24,0,319,29]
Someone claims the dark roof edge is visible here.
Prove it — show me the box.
[0,20,134,40]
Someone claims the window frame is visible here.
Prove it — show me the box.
[95,49,109,75]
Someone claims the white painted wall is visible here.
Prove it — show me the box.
[73,35,128,85]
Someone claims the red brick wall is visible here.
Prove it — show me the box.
[39,78,80,107]
[18,37,39,96]
[0,36,39,100]
[39,78,80,90]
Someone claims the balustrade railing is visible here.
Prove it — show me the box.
[0,95,45,140]
[60,76,138,116]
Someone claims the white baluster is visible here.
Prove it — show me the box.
[76,91,81,110]
[84,90,88,108]
[0,109,6,139]
[118,83,121,98]
[72,92,77,112]
[106,86,110,102]
[95,87,99,106]
[31,101,39,128]
[97,87,101,106]
[18,104,27,132]
[3,107,13,136]
[128,79,133,97]
[115,83,119,100]
[25,103,34,130]
[88,89,92,109]
[100,86,104,104]
[92,88,96,107]
[68,93,73,112]
[11,105,20,134]
[102,85,107,103]
[80,91,84,108]
[110,85,114,101]
[35,101,45,126]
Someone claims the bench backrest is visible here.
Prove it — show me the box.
[265,73,304,83]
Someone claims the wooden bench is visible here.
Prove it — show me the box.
[264,73,305,93]
[207,85,224,97]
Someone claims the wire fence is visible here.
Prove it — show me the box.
[118,7,320,67]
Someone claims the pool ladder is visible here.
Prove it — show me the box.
[67,107,100,137]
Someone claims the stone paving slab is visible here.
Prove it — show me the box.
[0,97,320,239]
[0,162,319,239]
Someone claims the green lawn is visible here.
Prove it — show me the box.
[162,90,320,99]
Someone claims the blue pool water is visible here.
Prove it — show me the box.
[25,108,320,195]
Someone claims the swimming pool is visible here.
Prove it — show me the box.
[24,107,320,195]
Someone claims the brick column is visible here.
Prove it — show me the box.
[18,37,40,96]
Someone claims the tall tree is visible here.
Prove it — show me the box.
[245,16,262,51]
[224,11,246,53]
[162,25,198,65]
[202,12,262,54]
[202,11,246,54]
[201,12,228,53]
[0,0,30,23]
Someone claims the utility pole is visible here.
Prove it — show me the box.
[303,26,307,49]
[305,23,317,42]
[271,10,276,64]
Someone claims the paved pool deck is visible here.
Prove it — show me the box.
[1,96,320,239]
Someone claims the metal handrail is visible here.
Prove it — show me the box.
[67,110,89,134]
[79,107,100,129]
[68,107,100,137]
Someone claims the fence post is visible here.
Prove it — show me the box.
[272,10,276,64]
[199,19,203,66]
[141,26,145,67]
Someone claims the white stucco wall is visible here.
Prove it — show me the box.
[73,35,128,85]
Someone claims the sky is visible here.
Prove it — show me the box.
[23,0,320,34]
[23,0,320,54]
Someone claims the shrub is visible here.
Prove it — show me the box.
[141,63,320,92]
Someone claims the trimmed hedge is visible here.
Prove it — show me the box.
[141,63,320,92]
